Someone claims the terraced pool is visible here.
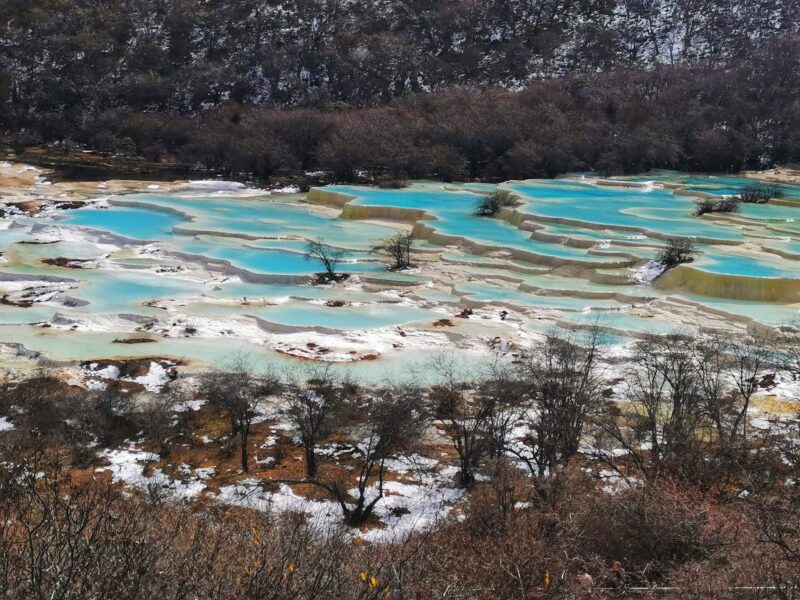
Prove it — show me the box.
[2,169,800,376]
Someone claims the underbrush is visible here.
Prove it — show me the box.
[1,326,800,597]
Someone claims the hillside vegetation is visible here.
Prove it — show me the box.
[1,1,799,180]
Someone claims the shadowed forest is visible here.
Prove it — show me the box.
[2,330,800,597]
[1,1,799,180]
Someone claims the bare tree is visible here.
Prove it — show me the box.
[476,361,526,461]
[280,380,427,526]
[203,354,281,472]
[779,320,800,380]
[304,237,347,281]
[657,237,697,268]
[430,353,493,487]
[135,392,180,453]
[381,231,414,270]
[738,183,783,204]
[726,329,777,442]
[597,333,708,481]
[695,197,739,216]
[326,385,427,526]
[779,322,800,381]
[511,330,603,478]
[284,365,355,479]
[690,334,731,439]
[474,189,520,217]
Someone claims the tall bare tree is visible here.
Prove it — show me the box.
[597,333,707,480]
[203,354,281,472]
[284,365,355,479]
[476,361,525,461]
[510,330,602,478]
[779,320,800,381]
[430,353,494,488]
[327,385,428,526]
[726,329,777,442]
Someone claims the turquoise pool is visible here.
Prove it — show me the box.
[4,170,800,375]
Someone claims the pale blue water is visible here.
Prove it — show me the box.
[4,171,800,374]
[456,281,625,311]
[560,311,689,335]
[683,295,800,326]
[0,304,58,325]
[77,273,204,313]
[694,252,800,279]
[175,243,384,277]
[329,184,626,263]
[62,206,186,240]
[245,302,437,329]
[510,181,742,240]
[115,193,400,249]
[762,239,800,256]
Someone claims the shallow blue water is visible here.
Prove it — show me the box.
[694,252,800,279]
[456,281,625,310]
[118,193,399,249]
[77,273,204,313]
[510,181,742,240]
[5,172,800,373]
[329,184,624,263]
[245,302,437,329]
[62,206,186,240]
[561,310,689,335]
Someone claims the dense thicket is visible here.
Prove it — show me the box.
[2,327,800,597]
[3,0,797,111]
[1,1,799,180]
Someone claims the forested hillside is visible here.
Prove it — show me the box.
[1,0,799,179]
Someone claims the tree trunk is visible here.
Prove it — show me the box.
[304,445,317,479]
[459,457,475,488]
[241,429,249,472]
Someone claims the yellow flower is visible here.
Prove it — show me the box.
[370,576,379,589]
[288,563,295,574]
[360,571,368,582]
[544,570,550,589]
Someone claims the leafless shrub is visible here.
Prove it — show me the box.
[304,237,347,282]
[430,353,493,487]
[283,364,354,479]
[597,333,709,481]
[567,481,731,587]
[695,196,740,215]
[738,183,783,204]
[510,329,603,480]
[202,354,282,472]
[657,237,697,267]
[327,385,428,526]
[381,231,414,270]
[474,189,520,217]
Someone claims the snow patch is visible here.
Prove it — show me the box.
[133,362,170,392]
[632,261,666,284]
[185,180,246,191]
[97,447,206,500]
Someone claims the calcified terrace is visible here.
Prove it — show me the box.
[2,161,800,385]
